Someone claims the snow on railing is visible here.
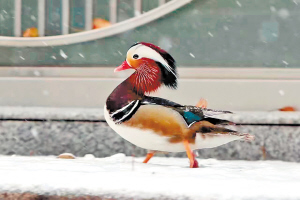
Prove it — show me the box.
[1,0,192,47]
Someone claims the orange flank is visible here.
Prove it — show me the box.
[93,18,111,29]
[124,105,194,143]
[23,27,39,37]
[278,106,297,111]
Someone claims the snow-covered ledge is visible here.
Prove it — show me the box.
[0,155,299,200]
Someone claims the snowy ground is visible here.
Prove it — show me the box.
[0,154,299,200]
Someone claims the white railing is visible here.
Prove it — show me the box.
[38,0,45,37]
[13,0,22,37]
[0,0,192,47]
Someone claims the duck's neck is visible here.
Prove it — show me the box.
[128,64,162,94]
[106,65,162,112]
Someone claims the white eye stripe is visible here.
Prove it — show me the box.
[127,44,177,78]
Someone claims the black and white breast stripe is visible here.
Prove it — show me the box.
[109,100,140,124]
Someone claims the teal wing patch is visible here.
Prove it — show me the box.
[183,111,203,127]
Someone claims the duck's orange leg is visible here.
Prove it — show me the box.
[192,152,199,168]
[183,140,199,168]
[143,151,156,163]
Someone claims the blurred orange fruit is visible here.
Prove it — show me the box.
[93,18,111,29]
[278,106,297,111]
[23,27,39,37]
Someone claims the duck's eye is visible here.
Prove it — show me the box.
[133,54,139,59]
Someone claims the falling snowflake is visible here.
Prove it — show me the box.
[30,15,36,21]
[78,53,84,58]
[278,90,285,96]
[208,32,214,37]
[278,8,290,19]
[236,1,242,7]
[293,0,298,5]
[33,71,40,76]
[42,90,49,96]
[270,6,276,12]
[189,53,195,58]
[60,50,68,59]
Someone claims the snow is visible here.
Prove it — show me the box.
[30,15,36,21]
[278,90,285,96]
[278,8,290,19]
[0,154,299,199]
[293,0,298,5]
[59,50,68,59]
[270,6,276,12]
[282,60,289,65]
[208,32,214,37]
[33,70,41,76]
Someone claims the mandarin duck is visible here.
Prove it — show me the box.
[105,42,254,168]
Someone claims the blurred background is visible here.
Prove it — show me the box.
[0,0,299,160]
[0,1,299,199]
[1,0,300,68]
[0,0,299,110]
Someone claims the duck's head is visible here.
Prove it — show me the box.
[115,42,177,94]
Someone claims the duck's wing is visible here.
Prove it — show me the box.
[108,95,234,128]
[141,96,233,128]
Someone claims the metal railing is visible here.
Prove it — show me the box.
[14,0,104,36]
[11,0,175,37]
[1,0,191,47]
